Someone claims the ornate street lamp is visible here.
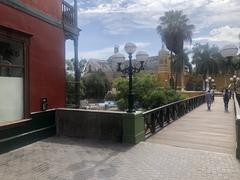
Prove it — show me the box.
[117,42,148,112]
[221,44,238,58]
[205,76,215,90]
[230,75,239,91]
[211,78,215,89]
[220,44,238,86]
[221,44,238,73]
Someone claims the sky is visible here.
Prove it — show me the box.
[65,0,240,60]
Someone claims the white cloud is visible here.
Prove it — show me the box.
[80,46,113,60]
[79,41,151,59]
[193,26,240,44]
[77,0,240,38]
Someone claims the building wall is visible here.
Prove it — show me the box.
[0,4,65,113]
[19,0,62,20]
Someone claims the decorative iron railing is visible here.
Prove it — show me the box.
[233,93,240,159]
[143,94,205,138]
[62,1,75,27]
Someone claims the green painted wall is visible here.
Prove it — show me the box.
[122,112,145,144]
[0,110,56,154]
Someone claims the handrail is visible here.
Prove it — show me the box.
[143,94,205,115]
[233,93,240,159]
[143,94,205,138]
[234,93,240,120]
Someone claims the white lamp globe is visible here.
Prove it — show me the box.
[124,42,137,54]
[136,51,149,62]
[220,44,238,58]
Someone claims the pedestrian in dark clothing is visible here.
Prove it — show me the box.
[210,89,214,102]
[205,90,212,111]
[223,88,230,112]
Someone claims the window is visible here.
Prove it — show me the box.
[0,26,28,123]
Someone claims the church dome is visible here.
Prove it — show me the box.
[136,51,149,61]
[111,52,125,62]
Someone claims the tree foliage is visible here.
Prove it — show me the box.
[65,59,85,105]
[157,10,194,89]
[192,43,220,77]
[157,10,194,55]
[82,71,111,99]
[113,73,185,110]
[66,73,85,98]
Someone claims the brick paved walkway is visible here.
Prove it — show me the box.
[0,137,239,180]
[0,97,239,180]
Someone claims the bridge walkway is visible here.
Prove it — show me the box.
[147,97,236,154]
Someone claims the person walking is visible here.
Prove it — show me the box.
[223,88,230,112]
[210,88,214,102]
[205,90,212,111]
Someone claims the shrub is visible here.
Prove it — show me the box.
[113,73,185,110]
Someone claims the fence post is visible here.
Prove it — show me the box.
[236,119,240,159]
[122,112,145,144]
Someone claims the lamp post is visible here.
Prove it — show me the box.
[211,78,215,89]
[117,42,148,112]
[205,76,215,90]
[220,44,238,86]
[230,75,239,91]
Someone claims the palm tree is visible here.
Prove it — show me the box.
[157,10,194,90]
[192,43,219,90]
[172,50,192,89]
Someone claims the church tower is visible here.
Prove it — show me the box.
[157,45,171,87]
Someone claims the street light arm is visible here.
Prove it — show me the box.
[117,61,144,74]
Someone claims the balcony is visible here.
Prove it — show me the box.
[62,1,79,38]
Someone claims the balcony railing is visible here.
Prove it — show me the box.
[62,1,75,27]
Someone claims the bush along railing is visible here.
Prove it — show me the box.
[143,94,205,138]
[233,93,240,159]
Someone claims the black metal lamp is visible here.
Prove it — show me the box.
[117,43,148,112]
[230,75,239,91]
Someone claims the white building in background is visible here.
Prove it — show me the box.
[82,45,170,82]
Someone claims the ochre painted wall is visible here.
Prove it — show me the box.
[0,4,65,112]
[19,0,62,20]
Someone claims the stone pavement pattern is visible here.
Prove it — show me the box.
[0,97,239,180]
[0,137,240,180]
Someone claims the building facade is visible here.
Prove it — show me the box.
[0,0,79,122]
[82,45,171,82]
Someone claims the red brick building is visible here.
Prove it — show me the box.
[0,0,80,122]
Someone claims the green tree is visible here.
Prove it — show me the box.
[172,49,192,79]
[157,10,194,90]
[192,43,220,89]
[83,71,110,99]
[113,73,184,110]
[65,59,86,105]
[65,72,85,105]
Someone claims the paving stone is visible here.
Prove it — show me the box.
[0,137,240,180]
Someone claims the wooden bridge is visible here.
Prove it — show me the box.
[146,96,236,155]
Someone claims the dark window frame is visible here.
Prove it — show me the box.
[0,25,32,119]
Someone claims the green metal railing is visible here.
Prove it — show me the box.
[143,94,205,138]
[233,93,240,159]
